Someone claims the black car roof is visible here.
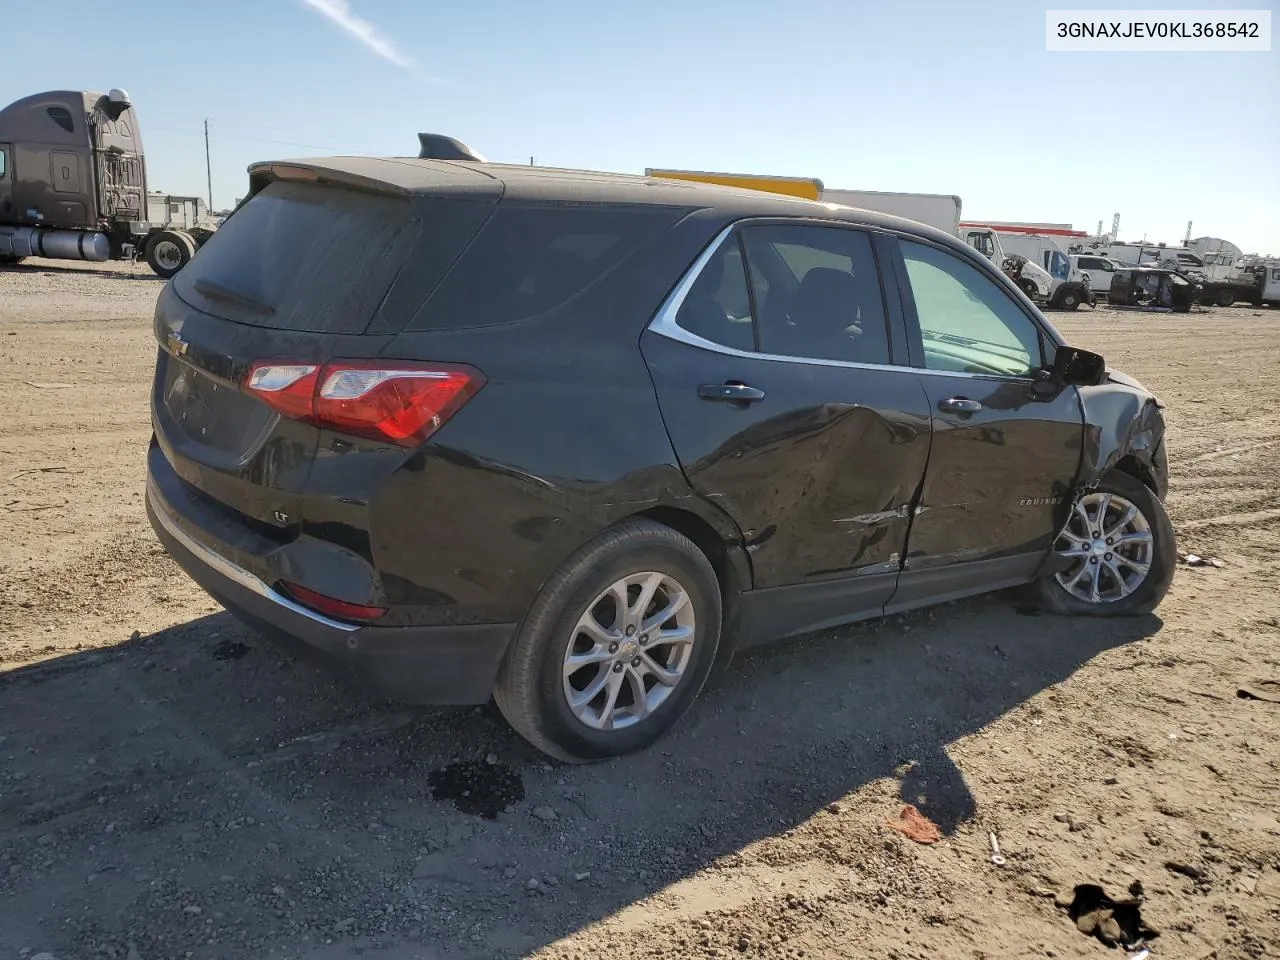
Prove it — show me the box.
[248,155,960,246]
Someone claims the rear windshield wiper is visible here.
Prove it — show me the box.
[191,279,276,318]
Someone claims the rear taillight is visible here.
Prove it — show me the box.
[246,364,318,420]
[245,360,484,446]
[280,581,387,623]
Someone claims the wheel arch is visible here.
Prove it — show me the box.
[1112,454,1158,493]
[626,502,752,669]
[1077,388,1169,501]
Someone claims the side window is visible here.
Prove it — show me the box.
[0,149,6,178]
[675,236,755,352]
[740,225,890,365]
[965,231,995,258]
[46,106,75,133]
[899,240,1044,378]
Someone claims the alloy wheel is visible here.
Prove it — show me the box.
[1054,492,1154,603]
[561,571,696,731]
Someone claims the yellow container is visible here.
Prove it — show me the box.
[644,169,823,201]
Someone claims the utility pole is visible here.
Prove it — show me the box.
[529,155,534,166]
[204,119,213,211]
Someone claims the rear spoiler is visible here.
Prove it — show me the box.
[237,133,488,209]
[243,160,416,204]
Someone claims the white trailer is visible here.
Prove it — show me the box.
[821,189,961,235]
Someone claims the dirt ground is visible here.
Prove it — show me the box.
[1,258,1277,960]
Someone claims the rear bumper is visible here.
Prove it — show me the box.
[146,472,514,706]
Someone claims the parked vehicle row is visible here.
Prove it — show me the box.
[1069,239,1279,307]
[147,147,1176,761]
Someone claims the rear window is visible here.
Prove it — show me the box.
[172,181,419,334]
[408,203,683,330]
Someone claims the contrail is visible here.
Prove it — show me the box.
[298,0,413,69]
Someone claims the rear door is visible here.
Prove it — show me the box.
[1077,256,1114,294]
[887,237,1084,599]
[642,220,932,618]
[151,180,430,531]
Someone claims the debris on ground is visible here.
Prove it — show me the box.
[1065,882,1160,950]
[884,804,941,844]
[1236,680,1280,703]
[1180,553,1225,568]
[988,830,1006,866]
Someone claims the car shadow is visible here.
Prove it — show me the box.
[0,596,1160,959]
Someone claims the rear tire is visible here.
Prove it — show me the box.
[1026,471,1175,617]
[493,520,721,763]
[1056,289,1081,310]
[1214,288,1234,307]
[146,230,194,278]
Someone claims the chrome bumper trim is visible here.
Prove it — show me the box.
[146,477,360,634]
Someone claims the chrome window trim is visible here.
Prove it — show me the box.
[146,477,361,634]
[646,222,1038,384]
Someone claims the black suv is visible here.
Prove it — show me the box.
[146,157,1174,761]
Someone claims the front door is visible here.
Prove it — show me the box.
[887,236,1085,603]
[0,144,13,220]
[642,221,932,634]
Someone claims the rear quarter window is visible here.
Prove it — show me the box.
[408,203,684,330]
[172,181,420,334]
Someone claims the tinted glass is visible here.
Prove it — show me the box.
[0,150,5,178]
[410,203,682,330]
[172,181,418,334]
[675,236,754,351]
[900,240,1043,377]
[741,225,890,365]
[46,107,74,133]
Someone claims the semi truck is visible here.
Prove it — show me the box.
[0,88,214,277]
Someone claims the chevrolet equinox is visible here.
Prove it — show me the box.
[146,156,1174,761]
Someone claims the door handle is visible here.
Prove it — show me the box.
[698,382,766,403]
[938,397,982,414]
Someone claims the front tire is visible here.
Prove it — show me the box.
[493,520,721,762]
[1214,288,1235,307]
[1027,471,1175,616]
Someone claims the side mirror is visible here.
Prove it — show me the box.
[1054,345,1106,386]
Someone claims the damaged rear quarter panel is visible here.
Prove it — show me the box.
[1075,370,1168,499]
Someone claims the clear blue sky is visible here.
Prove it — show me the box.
[6,0,1277,252]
